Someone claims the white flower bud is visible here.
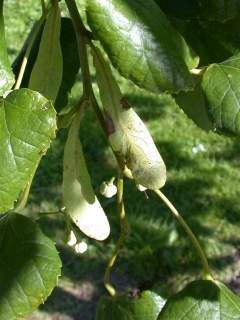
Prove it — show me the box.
[75,241,88,254]
[136,184,147,192]
[67,231,77,247]
[100,180,117,198]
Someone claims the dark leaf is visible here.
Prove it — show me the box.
[0,213,61,319]
[158,280,240,319]
[96,291,165,320]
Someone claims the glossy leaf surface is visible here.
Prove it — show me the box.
[63,112,110,241]
[202,54,240,135]
[29,4,63,102]
[87,0,198,93]
[93,46,166,189]
[96,291,165,320]
[158,280,240,319]
[0,88,56,213]
[0,213,61,320]
[0,0,15,95]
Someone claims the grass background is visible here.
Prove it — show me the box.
[4,1,240,319]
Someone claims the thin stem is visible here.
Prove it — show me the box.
[40,0,46,13]
[154,189,213,280]
[14,177,33,212]
[38,210,61,217]
[65,0,126,173]
[14,160,41,212]
[51,0,58,6]
[65,0,92,98]
[104,173,128,296]
[14,12,47,90]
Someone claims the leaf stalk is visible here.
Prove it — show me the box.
[154,189,213,280]
[104,173,128,296]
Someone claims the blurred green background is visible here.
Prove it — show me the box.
[4,1,240,319]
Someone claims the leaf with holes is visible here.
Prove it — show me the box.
[92,46,166,189]
[157,280,240,320]
[63,112,110,241]
[87,0,198,94]
[202,53,240,136]
[0,0,15,96]
[0,212,61,320]
[96,291,165,320]
[29,3,63,102]
[0,88,56,213]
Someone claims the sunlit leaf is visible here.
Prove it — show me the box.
[202,53,240,135]
[0,88,56,213]
[13,17,79,112]
[29,3,63,102]
[87,0,198,93]
[0,0,15,96]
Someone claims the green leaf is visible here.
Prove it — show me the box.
[29,4,63,102]
[87,0,198,94]
[157,280,240,319]
[202,54,240,135]
[175,76,214,131]
[13,17,80,112]
[0,212,61,320]
[63,112,110,241]
[0,0,15,96]
[92,46,166,190]
[96,291,165,320]
[55,17,80,112]
[0,88,57,213]
[12,22,44,88]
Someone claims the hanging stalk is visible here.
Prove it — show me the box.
[104,173,128,297]
[40,0,46,13]
[65,0,92,99]
[154,189,213,280]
